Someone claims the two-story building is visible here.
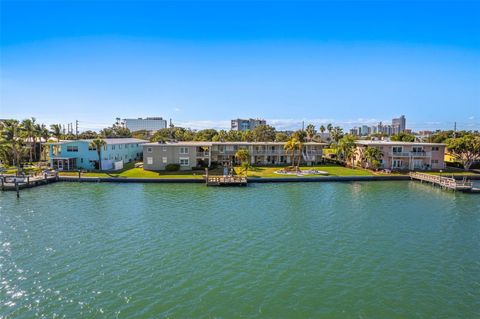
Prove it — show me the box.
[143,141,326,171]
[354,141,446,170]
[48,138,148,171]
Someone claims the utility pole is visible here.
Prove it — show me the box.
[75,120,79,139]
[453,121,457,138]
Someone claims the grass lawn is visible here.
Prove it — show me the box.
[58,162,222,179]
[426,167,479,176]
[57,162,374,179]
[233,164,374,178]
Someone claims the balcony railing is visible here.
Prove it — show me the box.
[389,151,431,157]
[196,152,210,157]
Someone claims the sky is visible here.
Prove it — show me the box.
[1,0,479,132]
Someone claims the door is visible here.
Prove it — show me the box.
[57,160,63,170]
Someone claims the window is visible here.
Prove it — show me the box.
[88,146,96,151]
[81,158,83,163]
[179,157,189,166]
[119,144,123,149]
[163,147,167,152]
[147,157,153,165]
[393,159,403,168]
[412,146,424,153]
[432,146,439,151]
[66,146,78,152]
[162,157,167,163]
[392,146,403,153]
[125,144,129,149]
[111,145,116,150]
[226,146,234,152]
[147,147,153,153]
[432,160,439,164]
[179,147,189,154]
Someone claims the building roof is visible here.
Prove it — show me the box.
[143,141,326,146]
[355,140,445,146]
[49,138,148,145]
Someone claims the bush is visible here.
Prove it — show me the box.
[165,164,180,171]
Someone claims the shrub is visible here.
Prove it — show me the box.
[165,164,180,171]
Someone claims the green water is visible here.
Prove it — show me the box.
[1,181,479,318]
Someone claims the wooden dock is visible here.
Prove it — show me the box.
[409,172,475,192]
[205,175,248,186]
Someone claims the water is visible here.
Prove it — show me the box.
[1,181,479,318]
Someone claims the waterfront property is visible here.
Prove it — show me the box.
[48,138,147,170]
[143,141,326,171]
[354,140,446,170]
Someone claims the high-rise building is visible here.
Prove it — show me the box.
[392,115,406,134]
[123,117,168,132]
[231,118,267,131]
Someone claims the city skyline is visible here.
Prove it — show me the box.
[1,1,479,131]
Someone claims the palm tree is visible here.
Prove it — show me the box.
[327,123,333,134]
[319,125,326,134]
[336,135,356,167]
[305,124,315,142]
[22,117,36,162]
[330,126,344,144]
[89,138,107,170]
[37,124,50,161]
[235,149,251,176]
[50,124,63,141]
[0,120,26,172]
[284,137,301,170]
[364,147,383,170]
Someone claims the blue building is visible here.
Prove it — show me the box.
[48,138,147,171]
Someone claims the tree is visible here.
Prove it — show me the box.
[327,123,333,134]
[284,137,300,169]
[22,117,36,162]
[235,149,251,176]
[100,123,132,138]
[50,124,63,141]
[336,135,356,167]
[78,130,99,139]
[89,139,107,170]
[330,126,344,144]
[252,125,276,142]
[194,129,218,141]
[391,132,415,142]
[305,124,315,142]
[363,147,383,170]
[36,124,50,161]
[275,132,289,142]
[319,125,326,134]
[447,135,480,171]
[0,120,26,170]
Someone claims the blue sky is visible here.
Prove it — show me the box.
[1,0,479,131]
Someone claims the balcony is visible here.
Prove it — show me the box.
[196,152,210,157]
[389,151,431,157]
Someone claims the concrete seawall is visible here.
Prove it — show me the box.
[58,175,480,184]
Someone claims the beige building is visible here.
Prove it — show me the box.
[354,141,446,170]
[143,141,326,170]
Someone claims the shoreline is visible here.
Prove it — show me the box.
[58,174,480,184]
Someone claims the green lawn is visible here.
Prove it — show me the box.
[234,164,374,178]
[426,167,479,176]
[57,163,375,179]
[59,162,216,179]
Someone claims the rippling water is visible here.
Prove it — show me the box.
[1,181,480,318]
